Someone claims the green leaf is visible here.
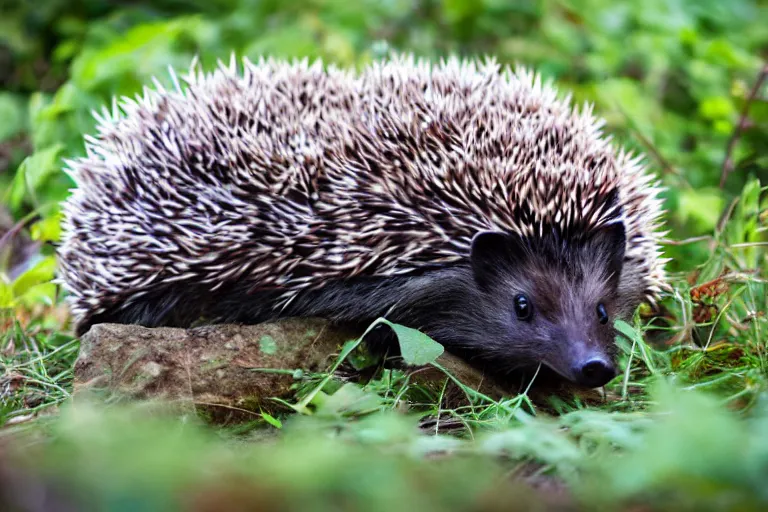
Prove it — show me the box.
[30,210,63,243]
[615,319,643,346]
[725,178,763,267]
[260,411,283,429]
[0,281,12,308]
[15,282,57,307]
[291,337,365,415]
[615,318,656,375]
[8,144,64,211]
[378,319,445,366]
[11,256,56,299]
[313,382,383,417]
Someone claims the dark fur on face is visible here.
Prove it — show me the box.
[87,222,628,389]
[460,222,626,387]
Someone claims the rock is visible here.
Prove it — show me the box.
[73,319,360,422]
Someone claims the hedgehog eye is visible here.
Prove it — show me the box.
[596,303,609,325]
[513,294,533,321]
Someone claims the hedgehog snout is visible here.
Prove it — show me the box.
[572,357,616,388]
[558,338,617,388]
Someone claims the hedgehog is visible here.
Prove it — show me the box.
[57,54,668,389]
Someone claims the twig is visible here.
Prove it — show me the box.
[629,122,691,188]
[716,196,741,234]
[0,213,35,254]
[730,242,768,248]
[614,103,691,188]
[660,235,713,246]
[720,63,768,188]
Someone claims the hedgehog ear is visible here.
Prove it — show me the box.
[470,231,528,289]
[590,222,626,285]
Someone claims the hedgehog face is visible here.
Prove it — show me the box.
[470,224,626,388]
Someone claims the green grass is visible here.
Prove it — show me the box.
[0,310,77,426]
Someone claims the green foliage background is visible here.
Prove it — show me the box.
[1,1,768,510]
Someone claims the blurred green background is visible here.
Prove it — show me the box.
[1,0,767,277]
